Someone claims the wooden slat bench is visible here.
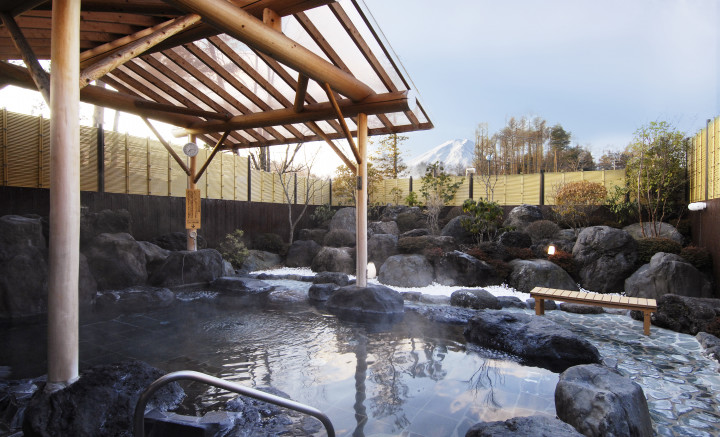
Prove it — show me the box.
[529,287,658,336]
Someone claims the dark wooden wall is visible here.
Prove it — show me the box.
[0,186,317,247]
[689,199,720,293]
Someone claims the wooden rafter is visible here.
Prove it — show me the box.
[193,130,231,183]
[142,117,192,176]
[0,12,50,103]
[324,82,360,163]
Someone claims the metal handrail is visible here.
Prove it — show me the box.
[134,370,335,437]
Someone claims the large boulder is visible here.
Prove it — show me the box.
[211,276,274,294]
[697,332,720,361]
[397,235,455,254]
[499,231,532,248]
[84,233,147,291]
[93,286,175,312]
[323,229,356,247]
[80,209,131,246]
[326,284,403,321]
[507,259,578,293]
[285,240,321,268]
[450,289,500,310]
[241,250,282,272]
[244,233,285,254]
[434,251,500,286]
[149,249,225,287]
[22,360,184,437]
[440,216,473,244]
[137,241,170,277]
[466,415,583,437]
[328,207,356,232]
[367,234,398,268]
[572,226,637,293]
[555,364,653,437]
[503,204,543,230]
[78,254,98,306]
[625,252,713,300]
[308,283,339,301]
[368,220,400,236]
[623,222,684,245]
[651,294,720,335]
[378,254,433,288]
[310,247,355,275]
[464,311,601,372]
[313,271,350,286]
[150,232,207,251]
[0,215,48,319]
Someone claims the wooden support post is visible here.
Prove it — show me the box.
[307,121,356,173]
[97,124,105,192]
[79,14,201,88]
[356,113,368,287]
[294,73,309,112]
[0,12,51,104]
[47,0,81,388]
[262,8,282,32]
[193,131,230,184]
[142,117,191,176]
[187,135,198,251]
[323,82,361,163]
[535,299,545,315]
[643,311,651,336]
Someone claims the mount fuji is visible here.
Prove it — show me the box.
[406,139,475,177]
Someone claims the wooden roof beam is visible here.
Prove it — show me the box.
[294,73,309,112]
[173,90,409,137]
[324,82,360,163]
[164,0,375,102]
[0,12,50,103]
[79,14,201,88]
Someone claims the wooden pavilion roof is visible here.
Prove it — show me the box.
[0,0,432,162]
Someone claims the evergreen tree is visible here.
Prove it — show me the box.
[372,133,408,178]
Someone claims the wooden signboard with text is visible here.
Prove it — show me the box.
[185,189,201,229]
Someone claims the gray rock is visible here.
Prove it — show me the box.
[93,286,175,312]
[84,233,147,291]
[323,229,356,247]
[242,250,282,272]
[313,271,350,286]
[526,298,557,311]
[466,415,583,437]
[572,226,637,293]
[696,332,720,361]
[0,215,48,319]
[507,259,578,293]
[326,284,404,321]
[211,276,274,294]
[380,204,411,222]
[555,364,653,437]
[440,215,473,244]
[378,254,433,287]
[137,241,170,277]
[285,240,321,268]
[496,296,527,309]
[80,209,131,246]
[625,252,713,299]
[503,204,543,230]
[222,260,235,276]
[310,247,355,275]
[405,302,477,324]
[464,310,601,372]
[450,289,500,310]
[23,360,184,437]
[560,303,604,314]
[308,283,338,301]
[400,228,430,238]
[396,208,427,233]
[499,231,532,248]
[149,249,224,287]
[328,207,356,232]
[367,234,398,268]
[397,235,455,254]
[78,254,98,306]
[651,294,720,335]
[245,233,285,254]
[297,228,327,245]
[151,231,207,251]
[623,221,684,245]
[434,251,500,287]
[368,220,400,236]
[267,287,308,305]
[420,294,451,305]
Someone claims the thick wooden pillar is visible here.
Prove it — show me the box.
[356,113,368,286]
[47,0,81,387]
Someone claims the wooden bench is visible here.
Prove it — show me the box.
[529,287,658,336]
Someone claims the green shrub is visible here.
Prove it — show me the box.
[636,237,682,265]
[310,204,335,227]
[680,246,712,270]
[460,198,504,244]
[405,191,420,207]
[218,229,250,269]
[605,185,637,226]
[525,220,560,241]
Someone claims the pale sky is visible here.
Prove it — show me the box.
[363,0,719,159]
[1,1,717,174]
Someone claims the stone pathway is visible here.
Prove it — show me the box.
[541,309,720,437]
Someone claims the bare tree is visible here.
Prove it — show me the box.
[473,123,499,201]
[273,144,325,244]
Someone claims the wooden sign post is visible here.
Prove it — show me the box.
[185,188,201,230]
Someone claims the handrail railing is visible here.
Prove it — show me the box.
[134,370,335,437]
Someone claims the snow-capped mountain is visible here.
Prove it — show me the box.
[407,139,475,177]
